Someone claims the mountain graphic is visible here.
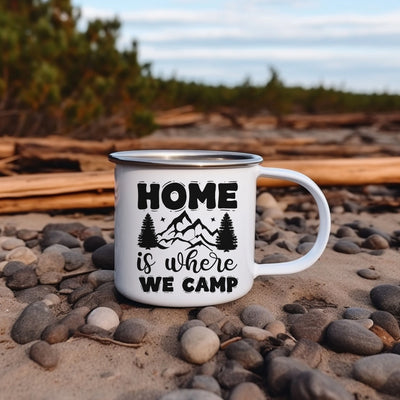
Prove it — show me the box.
[157,211,219,250]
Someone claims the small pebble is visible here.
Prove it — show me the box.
[62,250,85,271]
[1,237,25,250]
[283,303,307,314]
[35,252,65,276]
[343,307,371,320]
[370,284,400,315]
[91,242,115,269]
[114,318,148,344]
[188,375,221,396]
[265,320,286,336]
[39,271,63,285]
[11,301,57,344]
[2,260,26,277]
[180,326,220,365]
[290,310,330,343]
[29,340,59,369]
[87,307,120,331]
[178,319,207,340]
[40,229,81,249]
[87,270,114,288]
[336,226,357,238]
[14,285,57,304]
[6,266,38,290]
[256,192,279,209]
[229,382,266,400]
[240,304,274,328]
[357,268,380,280]
[326,319,384,355]
[370,310,400,340]
[160,389,222,400]
[224,340,264,370]
[43,222,86,236]
[41,323,70,344]
[266,356,310,395]
[43,244,70,255]
[333,240,361,254]
[241,326,271,341]
[197,307,225,326]
[353,353,400,396]
[290,370,353,400]
[217,360,260,389]
[42,293,61,306]
[80,226,103,240]
[361,234,389,250]
[260,253,290,263]
[5,246,37,264]
[17,229,38,241]
[290,338,323,368]
[296,242,314,255]
[83,236,107,252]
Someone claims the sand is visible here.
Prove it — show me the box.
[0,196,399,400]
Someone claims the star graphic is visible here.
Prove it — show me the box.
[161,217,165,222]
[211,217,215,222]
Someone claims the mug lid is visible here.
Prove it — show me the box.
[108,150,263,168]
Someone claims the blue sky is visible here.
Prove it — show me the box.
[73,1,400,93]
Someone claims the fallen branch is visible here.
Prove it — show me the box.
[72,331,143,348]
[0,157,400,213]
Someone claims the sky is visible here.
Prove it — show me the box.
[73,0,400,94]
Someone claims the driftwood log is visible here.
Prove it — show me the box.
[1,157,400,214]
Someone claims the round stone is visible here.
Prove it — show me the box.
[160,389,223,400]
[91,242,115,270]
[362,234,389,250]
[197,306,225,326]
[229,382,267,400]
[241,326,271,341]
[6,266,38,290]
[336,226,357,238]
[114,318,148,344]
[6,246,37,264]
[224,339,263,370]
[178,319,206,340]
[188,375,221,396]
[265,320,286,337]
[87,270,115,288]
[370,311,400,340]
[357,268,380,280]
[343,307,371,320]
[80,226,103,240]
[296,242,314,255]
[240,304,274,328]
[29,340,59,369]
[87,307,120,331]
[180,326,220,365]
[1,237,25,250]
[370,284,400,315]
[266,356,310,396]
[290,338,323,368]
[290,370,353,400]
[353,353,400,396]
[283,303,307,314]
[333,240,361,254]
[17,229,39,241]
[11,301,56,344]
[43,244,70,255]
[41,323,70,344]
[3,261,27,277]
[326,319,384,355]
[256,192,279,209]
[39,271,63,285]
[62,250,85,271]
[35,252,65,276]
[41,229,81,249]
[83,236,107,252]
[290,310,331,343]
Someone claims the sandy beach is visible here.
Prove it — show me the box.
[1,183,399,400]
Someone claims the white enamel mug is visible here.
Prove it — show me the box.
[109,150,330,307]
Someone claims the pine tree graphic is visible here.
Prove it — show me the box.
[138,213,158,249]
[216,213,237,252]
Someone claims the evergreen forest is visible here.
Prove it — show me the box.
[1,0,400,138]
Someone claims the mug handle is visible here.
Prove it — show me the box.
[253,167,331,277]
